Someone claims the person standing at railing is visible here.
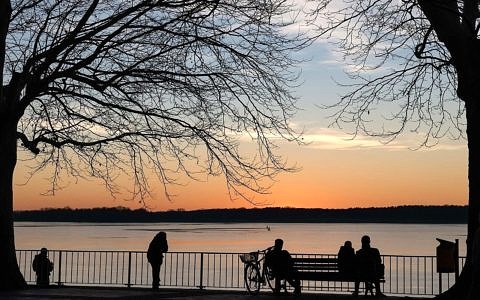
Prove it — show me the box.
[147,231,168,290]
[32,247,53,287]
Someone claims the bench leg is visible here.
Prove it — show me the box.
[365,282,374,296]
[274,277,299,295]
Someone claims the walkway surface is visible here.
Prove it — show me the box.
[0,286,431,300]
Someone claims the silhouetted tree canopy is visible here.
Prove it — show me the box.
[0,0,307,289]
[7,0,305,201]
[309,1,480,299]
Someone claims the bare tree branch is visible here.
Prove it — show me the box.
[4,0,308,205]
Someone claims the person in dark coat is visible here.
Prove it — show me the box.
[354,235,385,297]
[32,247,53,286]
[338,240,356,275]
[147,231,168,290]
[265,238,301,295]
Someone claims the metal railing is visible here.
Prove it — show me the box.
[17,249,465,296]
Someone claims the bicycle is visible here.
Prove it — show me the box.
[239,247,276,295]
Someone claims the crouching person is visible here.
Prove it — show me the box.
[32,247,54,287]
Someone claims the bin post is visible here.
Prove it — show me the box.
[454,239,459,282]
[439,274,442,293]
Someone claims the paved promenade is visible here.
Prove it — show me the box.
[0,286,430,300]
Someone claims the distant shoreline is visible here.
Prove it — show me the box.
[13,205,468,224]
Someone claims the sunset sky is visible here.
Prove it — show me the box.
[12,25,469,212]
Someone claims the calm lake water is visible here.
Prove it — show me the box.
[14,222,467,256]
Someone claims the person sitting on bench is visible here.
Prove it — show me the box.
[338,240,356,275]
[265,238,301,295]
[354,235,385,297]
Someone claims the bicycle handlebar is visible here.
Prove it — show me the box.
[252,246,274,254]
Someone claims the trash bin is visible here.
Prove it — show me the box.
[436,238,459,293]
[436,238,457,273]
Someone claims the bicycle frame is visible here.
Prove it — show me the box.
[240,247,275,294]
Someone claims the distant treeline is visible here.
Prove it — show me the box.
[13,205,467,224]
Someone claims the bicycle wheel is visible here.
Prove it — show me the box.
[264,265,276,292]
[244,263,261,294]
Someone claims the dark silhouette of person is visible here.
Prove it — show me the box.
[265,238,301,295]
[354,235,385,297]
[32,247,53,286]
[147,231,168,290]
[338,240,356,275]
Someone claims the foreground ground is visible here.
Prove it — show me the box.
[0,286,432,300]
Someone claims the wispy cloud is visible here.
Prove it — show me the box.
[300,127,467,151]
[302,128,388,150]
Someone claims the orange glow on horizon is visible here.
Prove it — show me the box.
[13,144,468,212]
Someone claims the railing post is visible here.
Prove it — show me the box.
[199,253,204,290]
[57,251,62,286]
[127,251,132,288]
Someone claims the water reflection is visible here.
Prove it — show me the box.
[15,222,466,256]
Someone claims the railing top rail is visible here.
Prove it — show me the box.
[17,249,465,259]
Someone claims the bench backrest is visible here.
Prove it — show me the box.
[292,257,339,272]
[292,256,385,281]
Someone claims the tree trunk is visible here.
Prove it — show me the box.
[435,83,480,300]
[465,98,480,299]
[0,119,26,290]
[0,0,26,290]
[0,0,9,87]
[417,2,480,299]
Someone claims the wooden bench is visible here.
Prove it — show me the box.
[291,257,385,295]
